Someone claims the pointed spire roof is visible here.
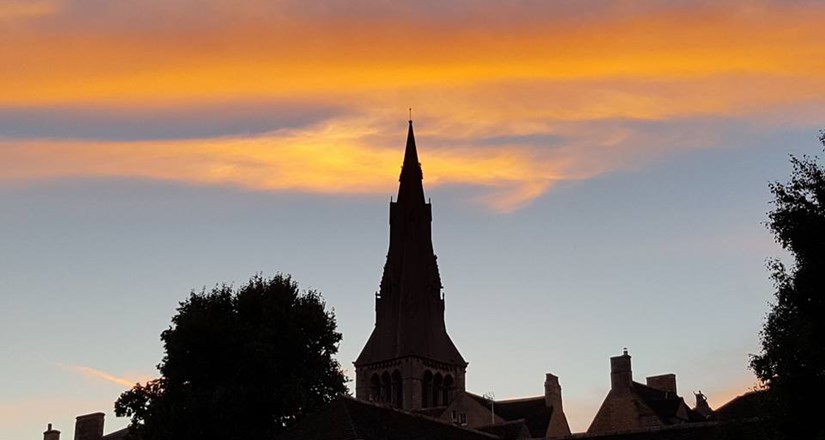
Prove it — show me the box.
[403,120,420,172]
[397,120,425,204]
[355,120,466,368]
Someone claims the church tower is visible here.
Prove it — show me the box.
[354,120,467,411]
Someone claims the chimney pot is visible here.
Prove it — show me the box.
[44,423,60,440]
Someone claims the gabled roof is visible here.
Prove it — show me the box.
[590,379,707,435]
[276,397,501,440]
[713,390,766,421]
[496,397,553,438]
[630,382,700,425]
[466,393,553,438]
[101,427,130,440]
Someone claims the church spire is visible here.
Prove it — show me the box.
[397,120,425,204]
[355,119,465,367]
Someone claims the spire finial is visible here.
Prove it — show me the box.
[409,107,412,123]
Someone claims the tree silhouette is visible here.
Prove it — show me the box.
[750,132,825,440]
[115,273,348,440]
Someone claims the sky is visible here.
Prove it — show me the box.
[2,0,825,438]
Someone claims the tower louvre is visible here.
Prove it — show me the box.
[354,121,466,410]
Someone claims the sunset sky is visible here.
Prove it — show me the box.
[2,0,825,438]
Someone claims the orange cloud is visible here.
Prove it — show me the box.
[0,107,743,212]
[59,364,150,388]
[2,2,825,209]
[1,3,824,109]
[1,117,580,212]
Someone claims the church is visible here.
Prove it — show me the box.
[44,121,764,440]
[349,120,571,438]
[353,119,468,411]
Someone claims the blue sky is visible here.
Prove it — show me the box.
[2,1,825,438]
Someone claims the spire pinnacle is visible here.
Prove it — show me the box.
[397,120,424,203]
[404,119,419,166]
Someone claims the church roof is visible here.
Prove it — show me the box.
[355,320,466,366]
[276,397,500,440]
[355,121,466,367]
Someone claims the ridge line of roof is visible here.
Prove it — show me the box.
[341,397,502,439]
[464,391,545,405]
[495,395,545,404]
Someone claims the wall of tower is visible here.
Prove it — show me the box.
[355,357,466,411]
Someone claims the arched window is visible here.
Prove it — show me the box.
[392,370,403,408]
[422,370,433,408]
[369,373,380,402]
[443,375,454,405]
[381,371,391,403]
[433,373,443,407]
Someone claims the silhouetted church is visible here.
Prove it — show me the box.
[45,121,765,440]
[353,120,467,410]
[347,120,569,437]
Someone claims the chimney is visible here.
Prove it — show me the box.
[543,373,572,438]
[544,373,562,409]
[44,423,60,440]
[646,374,677,395]
[610,349,632,391]
[74,413,104,440]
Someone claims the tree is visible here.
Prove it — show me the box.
[750,132,825,440]
[115,273,348,440]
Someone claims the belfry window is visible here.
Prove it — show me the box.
[381,371,391,402]
[422,371,433,408]
[433,373,443,406]
[443,375,455,405]
[369,374,380,401]
[392,370,403,408]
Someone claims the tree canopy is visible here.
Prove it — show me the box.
[115,273,348,440]
[750,132,825,440]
